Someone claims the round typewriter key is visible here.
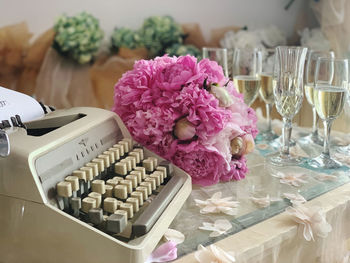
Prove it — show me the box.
[120,180,132,194]
[149,174,160,187]
[134,167,146,179]
[104,197,118,213]
[122,138,133,150]
[131,191,144,206]
[92,158,105,173]
[65,176,80,191]
[114,185,128,200]
[115,162,127,176]
[129,151,140,164]
[136,186,148,200]
[91,180,106,194]
[133,148,144,160]
[130,170,142,184]
[88,192,102,208]
[126,197,139,213]
[73,170,87,182]
[98,154,110,169]
[56,181,72,198]
[152,171,164,184]
[120,203,133,219]
[156,166,167,179]
[106,179,119,188]
[148,157,158,168]
[113,144,124,157]
[144,177,156,191]
[103,150,115,164]
[85,162,99,178]
[125,174,138,188]
[126,156,136,169]
[82,197,96,213]
[109,147,121,161]
[142,159,154,173]
[121,159,132,172]
[140,182,152,195]
[118,141,129,153]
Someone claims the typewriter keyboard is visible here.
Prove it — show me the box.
[55,138,184,239]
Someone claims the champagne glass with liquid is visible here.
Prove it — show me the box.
[259,49,278,141]
[309,57,348,169]
[202,47,229,78]
[300,50,335,145]
[232,48,262,106]
[337,96,350,155]
[268,46,307,166]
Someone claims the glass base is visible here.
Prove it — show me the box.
[308,154,342,169]
[337,145,350,155]
[299,134,323,146]
[270,136,296,149]
[267,152,303,166]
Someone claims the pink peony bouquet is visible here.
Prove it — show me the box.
[113,55,258,186]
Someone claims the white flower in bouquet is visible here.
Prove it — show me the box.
[220,30,265,51]
[299,28,331,51]
[259,25,287,48]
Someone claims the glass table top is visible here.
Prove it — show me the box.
[171,125,350,258]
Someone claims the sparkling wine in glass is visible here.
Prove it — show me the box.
[232,48,262,106]
[337,82,350,155]
[300,50,335,146]
[268,46,307,166]
[202,47,229,77]
[309,57,348,169]
[258,49,278,141]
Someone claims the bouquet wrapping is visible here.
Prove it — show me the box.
[113,55,258,186]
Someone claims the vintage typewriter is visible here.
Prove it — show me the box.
[0,107,192,263]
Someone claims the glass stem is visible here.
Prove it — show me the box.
[266,103,272,133]
[311,107,319,138]
[322,119,333,158]
[281,118,292,157]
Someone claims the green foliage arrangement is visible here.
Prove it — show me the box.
[165,43,201,60]
[111,27,143,51]
[53,12,104,64]
[139,16,184,57]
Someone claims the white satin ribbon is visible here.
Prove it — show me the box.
[286,205,332,241]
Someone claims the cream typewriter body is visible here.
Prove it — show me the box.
[0,107,192,263]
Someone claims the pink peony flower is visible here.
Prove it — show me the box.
[171,143,230,186]
[113,55,258,186]
[153,55,200,91]
[221,157,248,181]
[197,59,226,85]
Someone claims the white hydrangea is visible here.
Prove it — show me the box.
[299,28,331,51]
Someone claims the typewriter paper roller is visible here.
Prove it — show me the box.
[0,107,192,263]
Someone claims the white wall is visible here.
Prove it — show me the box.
[1,0,307,42]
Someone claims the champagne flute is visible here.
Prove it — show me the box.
[300,50,335,145]
[337,80,350,155]
[268,46,307,166]
[309,57,348,169]
[259,49,278,141]
[232,48,262,106]
[202,47,228,77]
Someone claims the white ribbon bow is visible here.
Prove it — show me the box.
[286,205,332,241]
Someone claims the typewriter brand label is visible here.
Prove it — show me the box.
[78,138,88,147]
